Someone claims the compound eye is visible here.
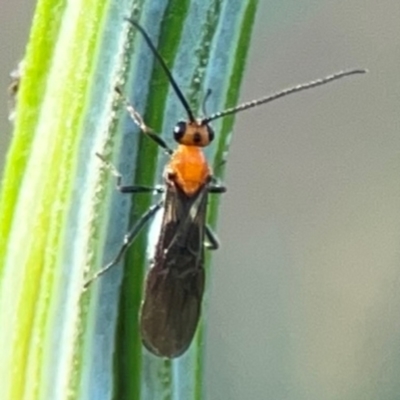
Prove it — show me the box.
[173,121,186,142]
[207,125,215,143]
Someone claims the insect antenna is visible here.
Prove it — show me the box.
[125,18,196,123]
[202,69,367,124]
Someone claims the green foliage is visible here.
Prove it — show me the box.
[0,0,258,399]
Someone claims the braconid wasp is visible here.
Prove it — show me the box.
[84,19,366,358]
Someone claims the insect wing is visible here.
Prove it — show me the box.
[140,183,208,358]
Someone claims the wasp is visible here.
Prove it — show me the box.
[85,19,366,358]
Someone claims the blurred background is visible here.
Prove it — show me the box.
[1,1,399,399]
[0,0,35,170]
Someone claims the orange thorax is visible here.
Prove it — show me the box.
[166,145,211,195]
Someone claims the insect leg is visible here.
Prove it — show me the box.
[204,225,219,250]
[115,87,173,156]
[203,183,225,250]
[96,152,164,194]
[208,184,227,194]
[83,200,163,288]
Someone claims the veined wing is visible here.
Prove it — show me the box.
[140,182,209,357]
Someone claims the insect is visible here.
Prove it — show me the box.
[85,19,366,358]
